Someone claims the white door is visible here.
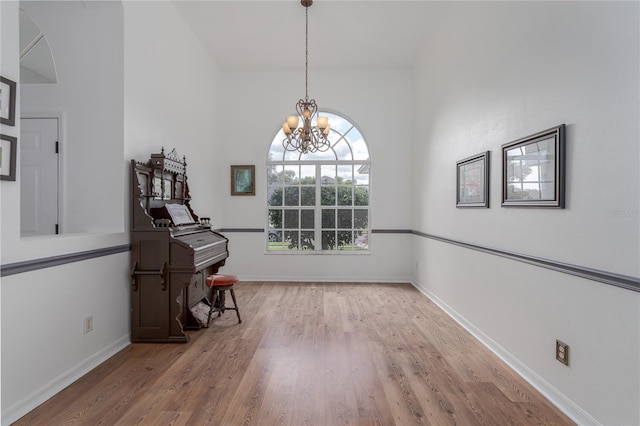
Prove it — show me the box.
[20,117,59,236]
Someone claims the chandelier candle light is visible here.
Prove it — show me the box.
[282,0,331,154]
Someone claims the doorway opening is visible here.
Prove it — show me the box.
[20,116,60,236]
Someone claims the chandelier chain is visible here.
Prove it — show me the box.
[281,0,330,154]
[305,5,309,100]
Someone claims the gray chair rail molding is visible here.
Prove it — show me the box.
[408,230,640,293]
[1,244,130,277]
[1,231,638,293]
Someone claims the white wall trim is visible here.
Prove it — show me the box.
[411,279,600,426]
[1,334,131,425]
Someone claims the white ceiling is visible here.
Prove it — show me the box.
[171,0,453,72]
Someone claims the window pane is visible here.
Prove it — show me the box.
[268,209,282,228]
[354,165,369,185]
[337,186,352,206]
[301,231,315,250]
[354,231,368,250]
[337,231,353,250]
[268,238,287,251]
[333,139,352,161]
[338,165,352,183]
[284,149,301,162]
[322,230,336,250]
[268,229,282,242]
[284,165,299,184]
[302,148,336,162]
[284,210,299,228]
[301,187,315,206]
[346,128,369,161]
[328,113,353,134]
[301,209,314,229]
[322,209,335,228]
[267,165,284,184]
[354,186,368,206]
[285,230,299,250]
[321,187,336,206]
[326,131,343,151]
[337,209,352,228]
[269,136,285,162]
[300,165,315,184]
[284,187,299,206]
[268,186,283,206]
[354,209,368,229]
[321,165,336,182]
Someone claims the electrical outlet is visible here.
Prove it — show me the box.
[556,340,569,366]
[84,315,93,334]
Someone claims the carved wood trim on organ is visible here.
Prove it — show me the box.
[130,148,229,343]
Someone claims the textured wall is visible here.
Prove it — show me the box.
[411,2,639,424]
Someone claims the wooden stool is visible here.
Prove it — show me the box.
[206,274,241,324]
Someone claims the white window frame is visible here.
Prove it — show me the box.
[266,111,370,254]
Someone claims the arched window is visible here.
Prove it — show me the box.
[267,111,370,252]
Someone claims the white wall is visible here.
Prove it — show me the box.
[1,1,130,423]
[411,2,639,425]
[123,1,224,229]
[0,253,130,423]
[216,69,413,281]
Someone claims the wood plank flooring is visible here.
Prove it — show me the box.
[14,282,574,425]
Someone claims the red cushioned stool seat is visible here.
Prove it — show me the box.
[206,274,241,324]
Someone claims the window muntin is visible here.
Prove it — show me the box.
[267,112,370,252]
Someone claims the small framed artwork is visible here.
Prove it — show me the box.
[0,134,17,181]
[457,151,490,208]
[1,76,17,126]
[502,124,565,208]
[230,165,255,196]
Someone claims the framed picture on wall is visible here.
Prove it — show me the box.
[0,134,17,181]
[230,165,255,196]
[456,151,490,208]
[502,124,565,208]
[1,76,17,126]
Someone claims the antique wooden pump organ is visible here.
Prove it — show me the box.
[130,148,228,342]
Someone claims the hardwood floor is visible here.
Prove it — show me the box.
[14,282,574,425]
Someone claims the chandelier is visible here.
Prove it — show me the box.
[282,0,330,154]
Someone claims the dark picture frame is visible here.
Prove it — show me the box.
[0,134,17,181]
[0,76,17,126]
[456,151,490,208]
[230,165,255,196]
[502,124,565,208]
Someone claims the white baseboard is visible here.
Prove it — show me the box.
[2,334,131,425]
[235,276,413,283]
[411,279,600,426]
